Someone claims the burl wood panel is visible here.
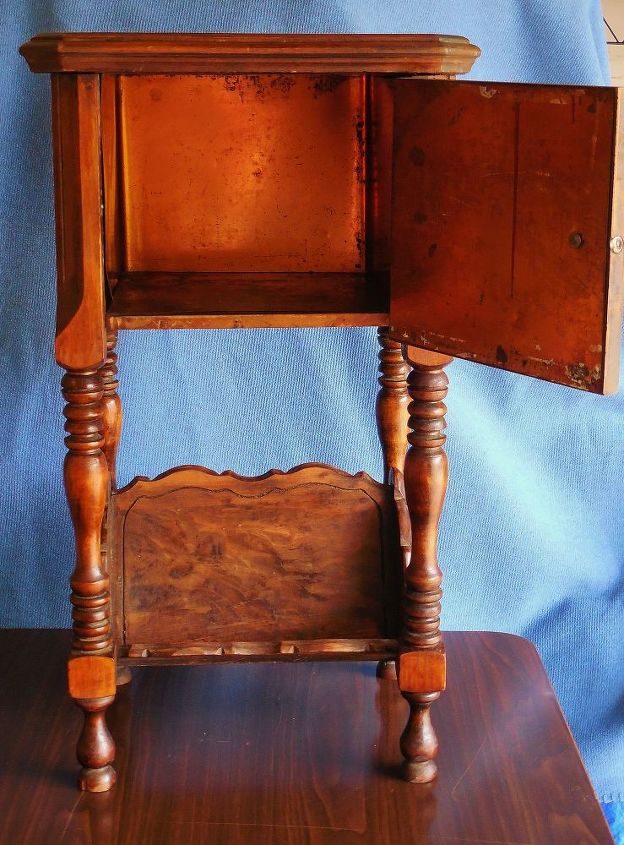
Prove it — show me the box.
[391,80,623,393]
[0,630,614,845]
[113,74,366,273]
[113,465,401,648]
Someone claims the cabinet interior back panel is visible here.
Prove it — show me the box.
[114,74,367,273]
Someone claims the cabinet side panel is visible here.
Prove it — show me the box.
[391,80,621,393]
[51,74,106,369]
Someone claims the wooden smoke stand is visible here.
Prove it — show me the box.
[19,32,623,794]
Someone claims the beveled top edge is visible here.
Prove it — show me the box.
[19,32,481,75]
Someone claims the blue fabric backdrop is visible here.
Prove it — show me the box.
[1,0,623,815]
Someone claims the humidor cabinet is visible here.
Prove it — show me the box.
[20,32,623,791]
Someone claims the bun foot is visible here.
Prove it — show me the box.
[78,764,117,792]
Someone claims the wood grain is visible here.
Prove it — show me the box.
[108,271,389,329]
[50,74,106,370]
[112,464,402,649]
[124,638,398,663]
[398,347,453,783]
[0,630,614,844]
[398,647,446,694]
[62,369,117,791]
[20,33,481,75]
[62,370,111,657]
[390,79,623,393]
[68,656,116,699]
[98,328,122,489]
[376,327,410,482]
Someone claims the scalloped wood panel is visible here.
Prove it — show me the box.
[112,464,402,649]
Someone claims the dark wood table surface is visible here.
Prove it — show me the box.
[0,630,613,845]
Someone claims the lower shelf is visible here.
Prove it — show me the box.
[107,270,390,329]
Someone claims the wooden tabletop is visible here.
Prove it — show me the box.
[0,630,613,844]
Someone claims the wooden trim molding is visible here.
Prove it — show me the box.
[20,33,480,75]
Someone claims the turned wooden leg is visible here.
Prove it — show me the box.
[99,327,122,489]
[74,693,116,792]
[63,369,117,792]
[376,327,410,483]
[98,328,131,688]
[376,327,410,680]
[397,347,451,783]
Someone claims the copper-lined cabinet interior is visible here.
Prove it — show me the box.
[19,33,623,793]
[103,71,395,328]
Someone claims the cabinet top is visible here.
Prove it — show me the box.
[19,32,480,75]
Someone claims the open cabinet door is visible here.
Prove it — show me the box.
[390,80,624,393]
